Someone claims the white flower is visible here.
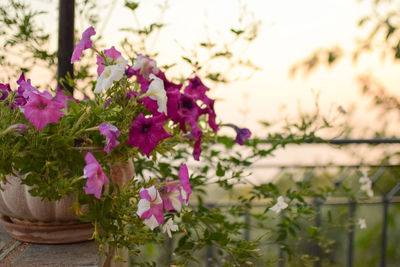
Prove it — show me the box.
[133,54,159,78]
[359,172,374,198]
[146,74,168,115]
[270,196,288,214]
[162,218,179,238]
[115,55,128,66]
[94,55,128,94]
[94,64,126,94]
[358,218,367,229]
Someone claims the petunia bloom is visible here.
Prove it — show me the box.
[160,180,183,212]
[94,64,126,94]
[143,74,168,115]
[133,54,159,79]
[126,113,172,157]
[23,92,64,131]
[222,123,251,145]
[270,196,288,214]
[178,164,192,204]
[99,122,120,153]
[358,218,367,229]
[96,46,125,76]
[359,171,373,198]
[184,76,219,131]
[137,186,164,230]
[83,152,109,199]
[0,83,11,101]
[162,218,179,238]
[9,123,29,133]
[71,26,96,63]
[54,87,79,108]
[235,127,251,145]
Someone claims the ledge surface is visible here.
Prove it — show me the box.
[0,225,99,267]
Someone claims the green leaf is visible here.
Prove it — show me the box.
[216,162,225,177]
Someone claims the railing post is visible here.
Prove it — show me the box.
[58,0,75,94]
[312,199,322,267]
[347,201,356,267]
[244,207,251,241]
[380,197,389,267]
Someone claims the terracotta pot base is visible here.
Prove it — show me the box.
[0,215,94,244]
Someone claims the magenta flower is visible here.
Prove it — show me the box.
[184,77,219,131]
[160,180,183,212]
[126,113,172,158]
[83,152,109,199]
[23,92,64,131]
[54,87,78,107]
[0,83,11,101]
[184,76,209,103]
[99,122,120,153]
[137,185,164,230]
[125,65,135,78]
[96,46,122,76]
[166,89,185,128]
[71,26,96,63]
[222,124,252,145]
[178,164,191,204]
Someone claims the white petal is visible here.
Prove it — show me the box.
[137,199,150,216]
[144,215,160,230]
[170,196,182,212]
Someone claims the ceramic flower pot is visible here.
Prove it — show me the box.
[0,159,134,244]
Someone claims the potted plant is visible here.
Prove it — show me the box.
[0,25,252,260]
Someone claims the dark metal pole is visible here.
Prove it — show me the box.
[380,198,388,267]
[57,0,75,94]
[347,201,356,267]
[313,200,322,267]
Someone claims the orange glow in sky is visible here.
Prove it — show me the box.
[15,0,400,138]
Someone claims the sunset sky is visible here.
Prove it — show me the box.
[25,0,400,140]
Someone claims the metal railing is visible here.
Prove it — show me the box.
[212,139,400,267]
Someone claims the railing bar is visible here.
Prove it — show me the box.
[262,138,400,145]
[386,181,400,201]
[332,167,351,187]
[250,164,400,169]
[370,166,387,183]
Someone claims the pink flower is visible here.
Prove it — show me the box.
[160,180,183,212]
[137,185,164,230]
[96,46,122,76]
[83,152,109,199]
[178,164,191,204]
[126,113,172,158]
[54,87,79,107]
[23,92,64,131]
[16,73,44,101]
[99,122,120,153]
[71,26,96,63]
